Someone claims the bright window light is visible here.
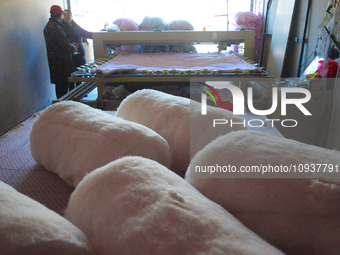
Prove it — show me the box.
[70,0,251,32]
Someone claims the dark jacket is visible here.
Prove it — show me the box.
[44,18,75,84]
[61,20,92,68]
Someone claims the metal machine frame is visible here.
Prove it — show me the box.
[66,30,258,107]
[92,30,255,59]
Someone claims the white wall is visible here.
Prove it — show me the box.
[0,0,64,136]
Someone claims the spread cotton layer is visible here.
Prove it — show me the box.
[0,181,94,255]
[186,130,340,255]
[92,53,263,75]
[30,101,171,187]
[65,156,284,255]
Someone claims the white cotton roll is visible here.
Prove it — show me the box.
[116,89,246,177]
[0,181,94,255]
[65,156,284,255]
[30,101,171,187]
[116,89,189,176]
[186,130,340,255]
[189,99,247,158]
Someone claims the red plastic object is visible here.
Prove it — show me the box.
[318,59,339,77]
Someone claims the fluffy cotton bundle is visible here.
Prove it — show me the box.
[117,89,189,176]
[65,156,284,255]
[113,18,139,31]
[116,89,246,177]
[140,16,168,53]
[0,181,94,255]
[30,101,171,187]
[166,20,194,30]
[231,12,263,61]
[140,16,167,31]
[189,97,247,159]
[113,18,141,53]
[232,12,263,34]
[186,130,340,255]
[166,20,196,53]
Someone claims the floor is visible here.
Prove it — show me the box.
[0,115,73,215]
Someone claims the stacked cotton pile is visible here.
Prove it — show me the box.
[0,181,94,255]
[140,16,168,53]
[116,89,246,177]
[186,130,340,255]
[166,20,197,53]
[167,20,194,31]
[65,156,284,255]
[113,18,141,53]
[231,12,263,62]
[113,18,140,31]
[30,101,171,187]
[140,16,167,31]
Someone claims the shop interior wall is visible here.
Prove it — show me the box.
[262,0,329,77]
[304,0,331,69]
[260,0,339,149]
[281,0,306,77]
[0,0,64,136]
[282,0,338,149]
[282,0,330,77]
[260,0,278,68]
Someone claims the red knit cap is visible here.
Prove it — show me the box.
[50,5,66,14]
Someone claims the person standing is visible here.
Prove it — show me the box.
[44,5,77,99]
[62,9,93,68]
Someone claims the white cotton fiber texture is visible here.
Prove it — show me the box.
[116,89,246,177]
[140,16,167,30]
[166,20,194,30]
[65,156,284,255]
[186,130,340,255]
[30,101,171,187]
[0,181,94,255]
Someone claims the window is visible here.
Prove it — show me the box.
[70,0,252,32]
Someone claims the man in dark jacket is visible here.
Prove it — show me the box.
[62,9,93,68]
[44,5,77,99]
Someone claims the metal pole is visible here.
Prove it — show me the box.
[227,0,229,31]
[260,0,273,67]
[323,25,340,52]
[297,0,312,77]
